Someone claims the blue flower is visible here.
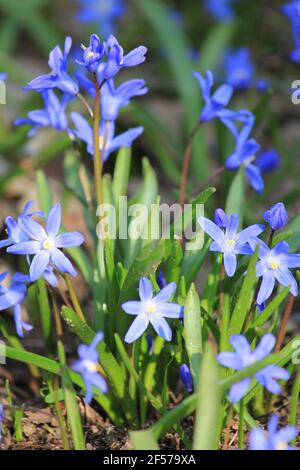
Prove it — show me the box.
[0,404,3,440]
[77,34,105,73]
[224,48,254,90]
[0,73,7,81]
[7,203,84,282]
[204,0,239,22]
[122,277,183,343]
[180,364,193,393]
[101,35,147,81]
[24,37,79,96]
[15,90,72,136]
[71,112,144,161]
[264,203,288,231]
[214,208,228,229]
[0,201,44,249]
[156,271,167,289]
[0,272,33,337]
[194,70,233,123]
[249,239,300,305]
[221,109,263,193]
[198,213,264,277]
[255,149,281,175]
[75,75,148,121]
[282,2,300,63]
[249,415,297,450]
[218,334,290,403]
[72,332,108,404]
[256,78,270,92]
[75,0,126,36]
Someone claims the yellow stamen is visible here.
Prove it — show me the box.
[86,51,95,59]
[226,239,236,248]
[268,259,280,270]
[82,360,99,373]
[43,238,55,250]
[146,302,157,314]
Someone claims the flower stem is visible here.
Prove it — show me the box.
[179,122,200,207]
[93,73,103,212]
[77,92,94,119]
[275,294,295,352]
[64,274,86,323]
[192,165,225,197]
[219,263,225,320]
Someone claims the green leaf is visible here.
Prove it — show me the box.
[184,284,202,386]
[249,287,290,330]
[193,342,220,450]
[131,430,159,450]
[112,147,131,203]
[58,340,85,450]
[225,168,245,224]
[200,23,236,70]
[36,169,52,213]
[37,278,53,353]
[229,249,259,335]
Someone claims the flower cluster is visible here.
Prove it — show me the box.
[195,70,279,193]
[17,33,147,162]
[224,47,269,91]
[249,415,298,450]
[0,202,84,336]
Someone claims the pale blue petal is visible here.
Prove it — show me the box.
[253,333,276,360]
[257,271,275,305]
[225,214,239,239]
[7,241,41,255]
[274,268,298,296]
[122,300,142,315]
[154,282,176,302]
[230,334,251,356]
[236,224,265,245]
[55,231,84,248]
[46,203,61,237]
[155,302,183,319]
[198,217,225,246]
[217,352,242,369]
[125,313,149,343]
[19,216,47,241]
[30,250,50,281]
[51,248,77,276]
[224,252,237,277]
[229,378,251,403]
[139,277,152,301]
[150,315,172,341]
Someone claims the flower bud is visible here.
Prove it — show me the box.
[264,203,288,231]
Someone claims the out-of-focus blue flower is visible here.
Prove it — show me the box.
[122,277,183,343]
[71,112,144,161]
[198,214,264,277]
[7,203,84,282]
[221,109,263,193]
[224,48,254,90]
[0,73,7,81]
[76,74,148,121]
[204,0,239,21]
[0,201,44,249]
[24,37,79,96]
[255,149,281,175]
[282,2,300,63]
[101,35,147,81]
[214,208,228,229]
[146,335,153,355]
[0,272,33,337]
[249,415,297,450]
[77,34,105,73]
[75,0,126,36]
[218,334,290,403]
[156,271,167,290]
[0,404,4,440]
[264,203,288,231]
[72,332,108,404]
[256,78,270,92]
[194,70,233,123]
[15,90,72,137]
[249,239,300,305]
[180,364,193,393]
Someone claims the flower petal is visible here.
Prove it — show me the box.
[253,333,276,361]
[139,277,153,301]
[217,352,242,370]
[154,282,176,302]
[7,241,41,255]
[230,334,251,356]
[55,231,84,248]
[46,203,61,237]
[51,248,77,276]
[228,378,251,403]
[225,214,239,239]
[224,252,237,277]
[150,315,172,341]
[125,313,149,343]
[155,302,183,319]
[122,300,142,315]
[19,216,47,241]
[257,270,275,305]
[30,250,50,281]
[198,217,225,246]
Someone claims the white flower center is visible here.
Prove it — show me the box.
[267,257,280,270]
[43,238,55,250]
[226,239,236,250]
[82,360,98,373]
[145,301,157,315]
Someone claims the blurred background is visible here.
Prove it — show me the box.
[0,0,299,231]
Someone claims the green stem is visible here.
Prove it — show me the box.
[238,400,244,450]
[93,74,103,212]
[64,274,85,322]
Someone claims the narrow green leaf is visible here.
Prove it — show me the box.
[131,430,159,450]
[193,343,220,450]
[36,169,52,213]
[184,284,202,386]
[225,168,245,223]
